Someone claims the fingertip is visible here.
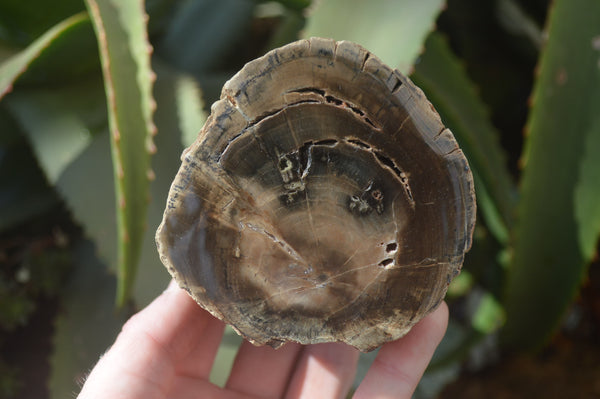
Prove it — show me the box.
[79,279,225,398]
[285,342,359,399]
[353,301,450,399]
[425,301,449,342]
[226,341,303,397]
[119,279,221,364]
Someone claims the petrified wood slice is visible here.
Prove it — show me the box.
[156,37,476,352]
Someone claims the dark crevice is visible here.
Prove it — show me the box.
[313,138,338,146]
[286,99,321,107]
[374,151,404,181]
[217,131,244,163]
[433,127,447,141]
[404,184,414,202]
[361,52,371,71]
[346,139,371,150]
[374,151,415,203]
[386,242,398,253]
[325,95,342,105]
[391,78,403,94]
[363,117,377,129]
[347,104,365,116]
[291,87,326,96]
[288,88,380,131]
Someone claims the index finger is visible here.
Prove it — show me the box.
[353,302,449,399]
[78,280,225,398]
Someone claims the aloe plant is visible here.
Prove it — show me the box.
[84,0,156,306]
[502,0,600,349]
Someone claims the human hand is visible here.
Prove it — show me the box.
[78,280,448,399]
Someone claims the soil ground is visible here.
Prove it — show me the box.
[439,264,600,399]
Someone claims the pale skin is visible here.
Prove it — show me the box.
[78,280,448,399]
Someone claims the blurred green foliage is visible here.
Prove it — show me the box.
[0,0,599,397]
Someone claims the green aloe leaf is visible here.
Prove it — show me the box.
[4,80,107,183]
[155,0,255,74]
[411,33,516,244]
[18,21,99,86]
[574,115,600,261]
[266,0,311,12]
[84,0,156,306]
[0,0,85,45]
[302,0,445,73]
[0,12,89,100]
[502,0,600,350]
[172,70,207,148]
[264,7,307,52]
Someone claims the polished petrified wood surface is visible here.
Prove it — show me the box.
[156,37,476,352]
